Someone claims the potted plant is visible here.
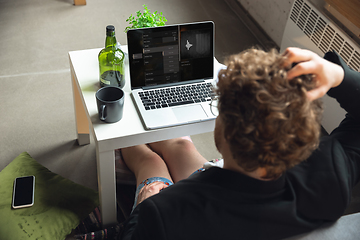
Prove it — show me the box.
[124,4,167,32]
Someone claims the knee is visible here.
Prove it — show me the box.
[172,138,195,151]
[165,138,196,155]
[122,146,164,170]
[149,137,196,158]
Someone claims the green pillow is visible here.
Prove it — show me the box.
[0,152,99,240]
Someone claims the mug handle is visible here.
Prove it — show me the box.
[99,105,106,120]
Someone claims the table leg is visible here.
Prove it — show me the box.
[96,147,118,228]
[71,68,90,145]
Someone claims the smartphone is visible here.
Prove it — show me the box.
[12,176,35,209]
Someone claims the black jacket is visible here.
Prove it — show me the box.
[121,51,360,240]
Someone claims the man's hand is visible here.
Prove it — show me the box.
[283,47,344,101]
[136,181,169,206]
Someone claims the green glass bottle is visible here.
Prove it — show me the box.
[98,25,125,88]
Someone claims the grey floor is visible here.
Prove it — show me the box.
[0,0,274,192]
[1,0,359,238]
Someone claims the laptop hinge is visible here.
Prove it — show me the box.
[142,79,205,90]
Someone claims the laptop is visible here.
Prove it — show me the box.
[127,21,218,130]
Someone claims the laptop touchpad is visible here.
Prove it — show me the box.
[172,105,208,123]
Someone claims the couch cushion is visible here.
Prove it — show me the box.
[0,152,99,240]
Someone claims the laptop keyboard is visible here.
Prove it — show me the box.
[138,82,215,110]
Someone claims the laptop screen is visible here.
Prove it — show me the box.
[127,21,214,89]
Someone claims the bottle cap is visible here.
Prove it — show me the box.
[106,25,115,33]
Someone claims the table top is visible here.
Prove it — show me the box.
[69,46,225,152]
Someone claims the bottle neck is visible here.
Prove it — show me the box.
[105,33,117,48]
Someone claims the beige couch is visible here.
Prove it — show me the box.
[286,212,360,240]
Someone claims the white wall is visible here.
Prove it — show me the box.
[237,0,295,46]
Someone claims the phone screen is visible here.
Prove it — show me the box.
[12,176,35,208]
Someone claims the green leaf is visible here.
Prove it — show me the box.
[124,4,167,32]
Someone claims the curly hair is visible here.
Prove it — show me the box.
[216,48,323,179]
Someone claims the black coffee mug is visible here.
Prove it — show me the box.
[96,86,125,123]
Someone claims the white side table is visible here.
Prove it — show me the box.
[69,46,224,227]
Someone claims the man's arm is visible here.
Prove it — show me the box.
[325,51,360,120]
[285,48,360,219]
[323,51,360,188]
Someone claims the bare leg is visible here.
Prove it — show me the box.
[121,144,173,187]
[148,138,207,183]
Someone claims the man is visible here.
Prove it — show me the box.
[120,47,360,240]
